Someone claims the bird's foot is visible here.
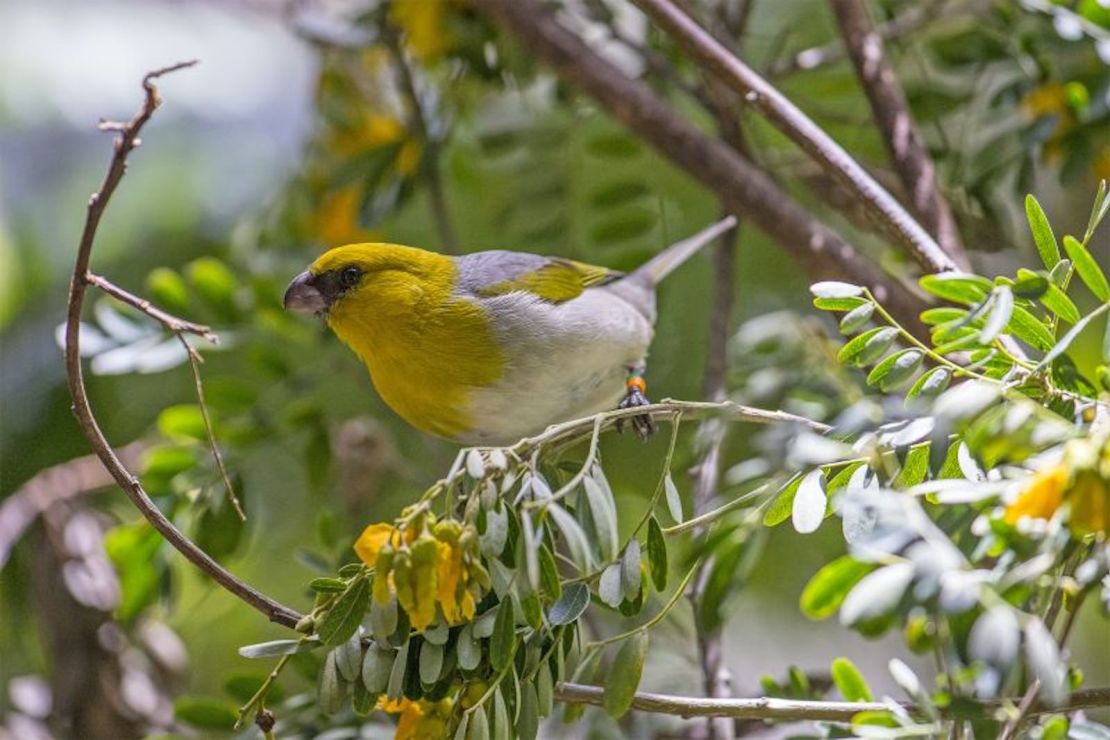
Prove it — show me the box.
[615,375,654,440]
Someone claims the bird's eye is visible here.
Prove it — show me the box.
[340,266,361,288]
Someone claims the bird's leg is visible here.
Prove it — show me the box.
[615,364,655,439]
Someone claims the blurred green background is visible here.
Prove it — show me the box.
[1,0,1108,737]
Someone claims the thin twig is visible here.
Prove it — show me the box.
[178,336,246,521]
[63,61,302,629]
[86,272,216,341]
[631,0,955,274]
[554,683,1110,722]
[830,0,967,267]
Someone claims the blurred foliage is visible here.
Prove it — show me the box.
[2,0,1110,738]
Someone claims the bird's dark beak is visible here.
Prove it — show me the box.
[283,271,327,314]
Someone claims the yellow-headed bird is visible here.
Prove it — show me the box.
[284,217,735,445]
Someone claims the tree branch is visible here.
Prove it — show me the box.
[554,682,1110,723]
[63,61,303,630]
[830,0,967,267]
[631,0,956,274]
[471,0,928,329]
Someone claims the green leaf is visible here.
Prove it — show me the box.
[839,303,875,334]
[763,475,804,526]
[317,577,369,646]
[603,631,648,718]
[335,633,363,682]
[919,272,992,305]
[386,640,409,699]
[1063,235,1109,301]
[921,307,966,325]
[647,517,668,591]
[979,287,1013,343]
[1036,307,1103,370]
[516,681,539,740]
[664,472,683,524]
[838,327,897,367]
[1040,282,1081,324]
[813,295,867,311]
[1007,306,1056,350]
[906,367,951,405]
[490,600,516,672]
[549,583,590,625]
[598,563,623,608]
[811,281,864,299]
[146,267,190,314]
[866,349,924,391]
[539,545,562,602]
[791,469,827,534]
[1025,195,1061,269]
[492,687,510,740]
[892,446,930,489]
[1011,274,1049,299]
[839,563,914,627]
[468,705,490,740]
[310,577,348,593]
[1085,178,1109,244]
[831,657,873,702]
[521,514,540,593]
[318,650,348,715]
[800,556,873,619]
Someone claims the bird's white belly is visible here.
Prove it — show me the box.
[459,289,653,445]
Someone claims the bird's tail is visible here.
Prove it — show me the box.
[631,216,738,286]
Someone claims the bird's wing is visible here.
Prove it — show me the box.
[457,251,623,304]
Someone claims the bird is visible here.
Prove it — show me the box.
[283,216,736,446]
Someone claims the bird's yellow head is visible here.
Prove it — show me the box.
[283,243,455,324]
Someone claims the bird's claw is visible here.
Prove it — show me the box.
[615,385,654,440]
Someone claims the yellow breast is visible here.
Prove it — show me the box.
[324,252,503,439]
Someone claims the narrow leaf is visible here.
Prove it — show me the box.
[791,469,827,534]
[620,540,642,602]
[1063,235,1109,301]
[583,476,619,560]
[831,657,873,701]
[317,577,369,646]
[1025,194,1060,268]
[647,517,668,591]
[1008,306,1056,350]
[490,600,516,672]
[549,583,590,625]
[1036,307,1102,370]
[602,631,648,718]
[980,287,1013,343]
[664,473,683,524]
[811,281,864,299]
[800,556,874,619]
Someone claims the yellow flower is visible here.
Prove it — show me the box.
[1005,464,1068,524]
[390,0,453,60]
[378,696,453,740]
[354,522,397,568]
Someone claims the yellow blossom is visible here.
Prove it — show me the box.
[390,0,453,60]
[1069,471,1109,536]
[378,696,453,740]
[1005,464,1068,524]
[354,522,397,568]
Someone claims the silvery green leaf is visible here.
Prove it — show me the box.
[466,449,486,479]
[334,632,363,682]
[318,650,347,715]
[457,623,481,671]
[488,448,508,470]
[419,641,444,684]
[979,287,1013,343]
[1024,618,1068,707]
[238,638,320,659]
[664,472,683,524]
[492,688,510,740]
[789,432,854,466]
[969,606,1019,668]
[839,302,875,334]
[361,643,395,693]
[536,662,554,717]
[424,620,449,646]
[888,658,921,698]
[933,381,999,420]
[811,281,864,299]
[584,476,619,560]
[488,558,513,599]
[548,503,593,570]
[840,563,914,626]
[887,417,935,448]
[791,469,827,534]
[480,505,508,557]
[521,514,540,592]
[468,705,490,740]
[599,563,623,607]
[548,583,590,625]
[621,540,642,602]
[516,681,539,740]
[370,597,398,642]
[530,473,552,501]
[386,640,409,700]
[957,443,984,481]
[474,607,498,639]
[1037,305,1101,371]
[95,300,150,342]
[453,714,470,740]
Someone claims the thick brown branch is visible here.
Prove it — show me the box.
[472,0,927,328]
[555,682,1110,722]
[631,0,955,274]
[830,0,967,267]
[63,61,302,630]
